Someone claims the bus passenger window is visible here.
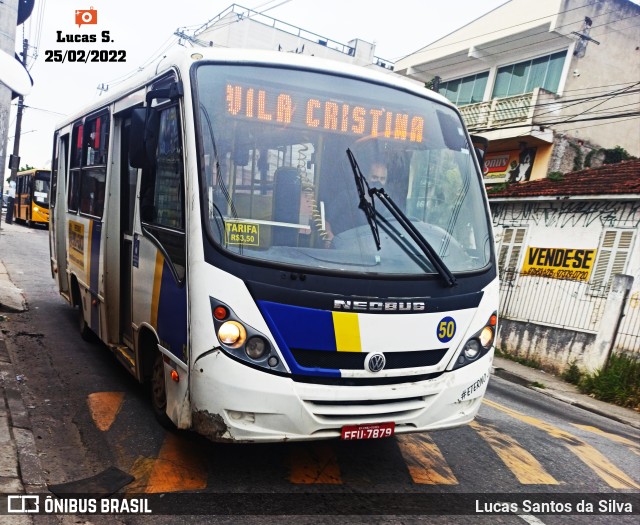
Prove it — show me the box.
[143,105,184,230]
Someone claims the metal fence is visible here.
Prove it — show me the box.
[614,295,640,354]
[499,270,608,333]
[499,271,639,354]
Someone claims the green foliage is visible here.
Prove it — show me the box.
[585,146,635,168]
[486,182,510,193]
[547,171,564,181]
[579,353,640,409]
[569,143,583,172]
[561,361,582,385]
[603,146,633,165]
[18,164,34,172]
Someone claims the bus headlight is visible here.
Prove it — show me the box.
[218,321,246,347]
[479,326,494,348]
[463,339,481,360]
[452,312,497,370]
[210,298,287,373]
[245,336,268,360]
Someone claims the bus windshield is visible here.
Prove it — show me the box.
[34,173,51,207]
[196,64,492,276]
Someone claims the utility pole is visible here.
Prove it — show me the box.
[9,38,29,184]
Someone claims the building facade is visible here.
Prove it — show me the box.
[488,160,640,371]
[395,0,640,186]
[191,4,394,72]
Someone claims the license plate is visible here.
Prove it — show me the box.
[341,422,395,440]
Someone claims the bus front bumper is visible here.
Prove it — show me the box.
[190,349,493,442]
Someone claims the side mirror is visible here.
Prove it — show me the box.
[470,135,488,171]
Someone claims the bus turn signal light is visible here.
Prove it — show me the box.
[171,369,179,382]
[213,306,228,320]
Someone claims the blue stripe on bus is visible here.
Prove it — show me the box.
[89,221,102,334]
[156,260,187,362]
[257,301,340,377]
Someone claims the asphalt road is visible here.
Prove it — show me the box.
[0,221,638,524]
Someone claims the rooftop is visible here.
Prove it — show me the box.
[487,159,640,199]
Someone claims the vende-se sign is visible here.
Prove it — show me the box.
[521,247,597,281]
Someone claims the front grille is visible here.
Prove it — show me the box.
[290,348,447,370]
[303,395,432,423]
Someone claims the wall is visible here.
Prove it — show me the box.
[492,197,640,370]
[498,318,595,372]
[556,0,640,156]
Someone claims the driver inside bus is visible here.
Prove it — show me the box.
[322,155,388,247]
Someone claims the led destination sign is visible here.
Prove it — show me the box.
[225,83,425,142]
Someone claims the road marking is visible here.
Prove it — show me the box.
[125,456,156,493]
[518,514,547,525]
[396,434,458,484]
[483,399,640,489]
[87,392,124,431]
[144,433,208,492]
[572,424,640,456]
[289,443,342,484]
[470,421,558,484]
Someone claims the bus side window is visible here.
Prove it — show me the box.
[140,104,186,278]
[68,122,83,212]
[79,114,109,217]
[142,105,184,231]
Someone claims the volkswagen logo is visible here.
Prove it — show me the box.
[365,352,386,373]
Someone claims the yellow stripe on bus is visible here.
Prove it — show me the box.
[150,251,164,328]
[483,398,640,489]
[397,434,458,484]
[332,311,361,352]
[470,421,558,484]
[86,220,93,280]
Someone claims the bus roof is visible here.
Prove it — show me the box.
[54,47,453,130]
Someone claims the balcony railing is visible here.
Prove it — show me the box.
[459,89,541,132]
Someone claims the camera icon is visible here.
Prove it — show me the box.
[75,7,98,27]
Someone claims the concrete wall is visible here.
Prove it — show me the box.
[555,0,640,156]
[498,318,595,373]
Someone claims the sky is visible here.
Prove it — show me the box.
[4,0,509,180]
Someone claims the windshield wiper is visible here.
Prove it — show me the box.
[346,148,457,287]
[346,148,381,250]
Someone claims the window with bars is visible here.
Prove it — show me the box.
[497,227,527,280]
[589,229,635,295]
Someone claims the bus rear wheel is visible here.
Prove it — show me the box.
[150,350,175,429]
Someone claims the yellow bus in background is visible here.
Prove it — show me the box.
[14,169,51,226]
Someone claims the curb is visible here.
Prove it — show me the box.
[492,367,640,431]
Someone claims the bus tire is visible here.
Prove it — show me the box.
[150,350,175,430]
[72,279,95,342]
[78,304,94,342]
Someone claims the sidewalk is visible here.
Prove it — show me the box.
[1,221,47,522]
[492,355,640,430]
[0,243,638,507]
